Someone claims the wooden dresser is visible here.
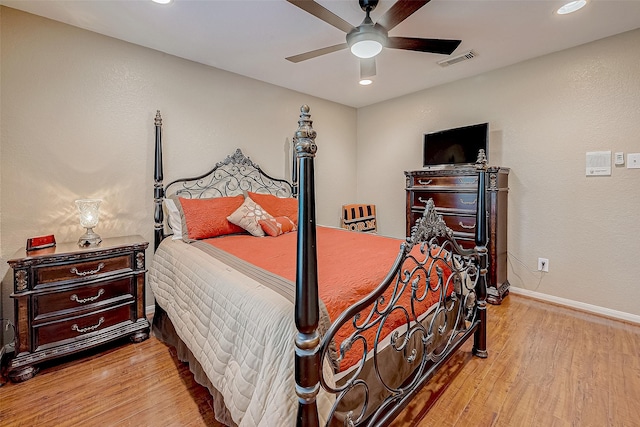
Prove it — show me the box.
[405,166,510,304]
[7,235,150,382]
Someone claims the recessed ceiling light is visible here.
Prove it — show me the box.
[152,0,172,4]
[556,0,587,15]
[359,79,373,86]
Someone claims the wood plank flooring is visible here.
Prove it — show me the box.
[1,294,639,426]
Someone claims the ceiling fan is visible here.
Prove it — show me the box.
[286,0,462,82]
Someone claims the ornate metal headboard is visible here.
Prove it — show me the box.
[153,111,295,250]
[165,149,294,200]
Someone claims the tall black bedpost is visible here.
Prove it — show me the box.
[154,110,164,251]
[293,105,321,427]
[473,149,489,358]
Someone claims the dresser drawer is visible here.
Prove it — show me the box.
[36,255,132,287]
[442,213,477,234]
[409,174,479,188]
[34,276,135,320]
[412,191,478,211]
[409,209,477,234]
[35,302,134,350]
[409,210,475,249]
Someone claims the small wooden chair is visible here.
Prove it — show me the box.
[340,204,377,233]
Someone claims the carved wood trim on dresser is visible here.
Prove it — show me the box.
[7,235,150,382]
[405,166,510,304]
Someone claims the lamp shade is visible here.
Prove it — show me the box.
[75,199,101,228]
[75,199,102,247]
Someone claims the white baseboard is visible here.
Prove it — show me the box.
[146,304,156,316]
[509,286,640,325]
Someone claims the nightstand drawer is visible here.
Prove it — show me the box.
[36,255,132,287]
[35,302,134,350]
[34,276,135,320]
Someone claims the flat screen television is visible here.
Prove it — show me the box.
[423,122,488,167]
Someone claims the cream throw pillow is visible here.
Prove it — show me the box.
[227,196,273,237]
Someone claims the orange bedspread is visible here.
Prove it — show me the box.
[204,226,450,371]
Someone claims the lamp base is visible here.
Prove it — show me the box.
[78,228,102,248]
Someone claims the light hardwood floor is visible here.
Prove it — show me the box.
[1,294,639,426]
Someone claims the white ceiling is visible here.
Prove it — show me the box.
[3,0,640,108]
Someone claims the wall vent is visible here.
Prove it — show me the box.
[437,50,476,67]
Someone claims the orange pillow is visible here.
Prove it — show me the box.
[247,192,298,225]
[176,195,245,240]
[258,216,297,237]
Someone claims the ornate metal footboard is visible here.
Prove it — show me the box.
[293,105,488,426]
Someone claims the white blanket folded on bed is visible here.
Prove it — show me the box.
[149,239,333,426]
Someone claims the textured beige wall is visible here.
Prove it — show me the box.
[0,7,357,309]
[357,28,640,317]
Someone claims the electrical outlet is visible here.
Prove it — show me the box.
[537,257,549,272]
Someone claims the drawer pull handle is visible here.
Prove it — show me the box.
[460,198,477,205]
[417,179,432,185]
[71,317,104,334]
[70,263,105,277]
[70,288,105,304]
[458,177,478,185]
[459,221,476,230]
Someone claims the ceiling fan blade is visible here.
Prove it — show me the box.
[376,0,430,31]
[286,43,348,63]
[287,0,354,33]
[360,58,376,79]
[387,37,461,55]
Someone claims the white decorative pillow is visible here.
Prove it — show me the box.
[163,198,183,240]
[227,197,273,237]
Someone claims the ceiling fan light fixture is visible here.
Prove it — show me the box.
[556,0,587,14]
[351,40,383,59]
[347,25,387,59]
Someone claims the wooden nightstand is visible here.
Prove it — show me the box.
[7,235,150,382]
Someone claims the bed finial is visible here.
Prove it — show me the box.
[155,110,162,127]
[294,104,317,158]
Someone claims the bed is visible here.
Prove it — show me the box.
[149,106,489,426]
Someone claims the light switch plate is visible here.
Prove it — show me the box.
[614,152,624,165]
[628,153,640,169]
